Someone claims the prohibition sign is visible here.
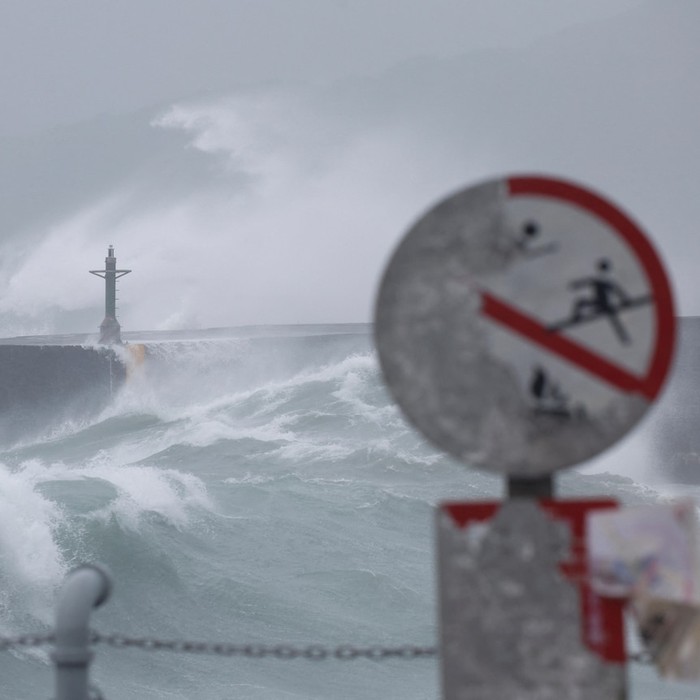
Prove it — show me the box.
[374,174,676,476]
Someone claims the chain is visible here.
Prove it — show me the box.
[0,631,654,666]
[0,633,55,650]
[91,633,437,660]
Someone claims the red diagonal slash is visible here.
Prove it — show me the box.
[480,291,657,400]
[503,175,675,402]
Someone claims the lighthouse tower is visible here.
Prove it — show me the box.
[89,245,131,345]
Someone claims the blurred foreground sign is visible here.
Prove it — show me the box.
[375,175,675,476]
[437,499,626,700]
[373,174,678,699]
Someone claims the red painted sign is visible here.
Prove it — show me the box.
[441,498,625,663]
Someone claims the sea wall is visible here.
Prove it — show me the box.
[0,344,126,445]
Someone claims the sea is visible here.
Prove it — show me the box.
[0,322,699,700]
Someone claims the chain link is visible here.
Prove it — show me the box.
[90,632,437,660]
[0,630,654,665]
[0,633,55,651]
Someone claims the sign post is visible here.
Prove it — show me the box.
[374,174,676,699]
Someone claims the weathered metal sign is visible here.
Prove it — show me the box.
[373,174,678,699]
[375,175,676,476]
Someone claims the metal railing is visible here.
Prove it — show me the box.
[0,563,650,699]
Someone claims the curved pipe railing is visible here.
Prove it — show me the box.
[51,564,112,700]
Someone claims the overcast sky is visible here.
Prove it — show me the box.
[0,0,644,135]
[0,0,698,334]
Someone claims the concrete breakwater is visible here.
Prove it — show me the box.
[0,343,127,445]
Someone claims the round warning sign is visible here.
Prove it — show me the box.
[375,175,676,476]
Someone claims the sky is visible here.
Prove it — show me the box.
[0,0,698,335]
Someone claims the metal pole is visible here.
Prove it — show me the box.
[51,564,112,700]
[104,246,116,321]
[507,474,554,499]
[89,246,131,345]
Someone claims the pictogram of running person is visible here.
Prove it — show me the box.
[549,258,651,345]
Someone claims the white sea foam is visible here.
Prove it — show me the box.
[223,472,278,486]
[94,351,386,449]
[0,461,67,628]
[332,366,400,426]
[86,464,213,531]
[271,440,355,463]
[4,457,214,535]
[177,414,298,448]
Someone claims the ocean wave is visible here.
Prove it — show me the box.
[82,463,214,531]
[0,461,68,632]
[63,351,394,461]
[103,350,376,417]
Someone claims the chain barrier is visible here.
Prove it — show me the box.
[0,631,654,665]
[90,633,437,660]
[0,633,55,651]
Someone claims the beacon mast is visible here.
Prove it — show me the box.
[89,245,131,345]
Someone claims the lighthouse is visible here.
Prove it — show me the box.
[89,245,131,345]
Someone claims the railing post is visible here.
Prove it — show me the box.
[51,564,112,700]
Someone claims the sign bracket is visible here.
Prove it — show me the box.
[507,475,554,499]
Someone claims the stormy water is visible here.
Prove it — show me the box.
[0,322,699,700]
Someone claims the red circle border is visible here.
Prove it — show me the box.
[507,175,675,401]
